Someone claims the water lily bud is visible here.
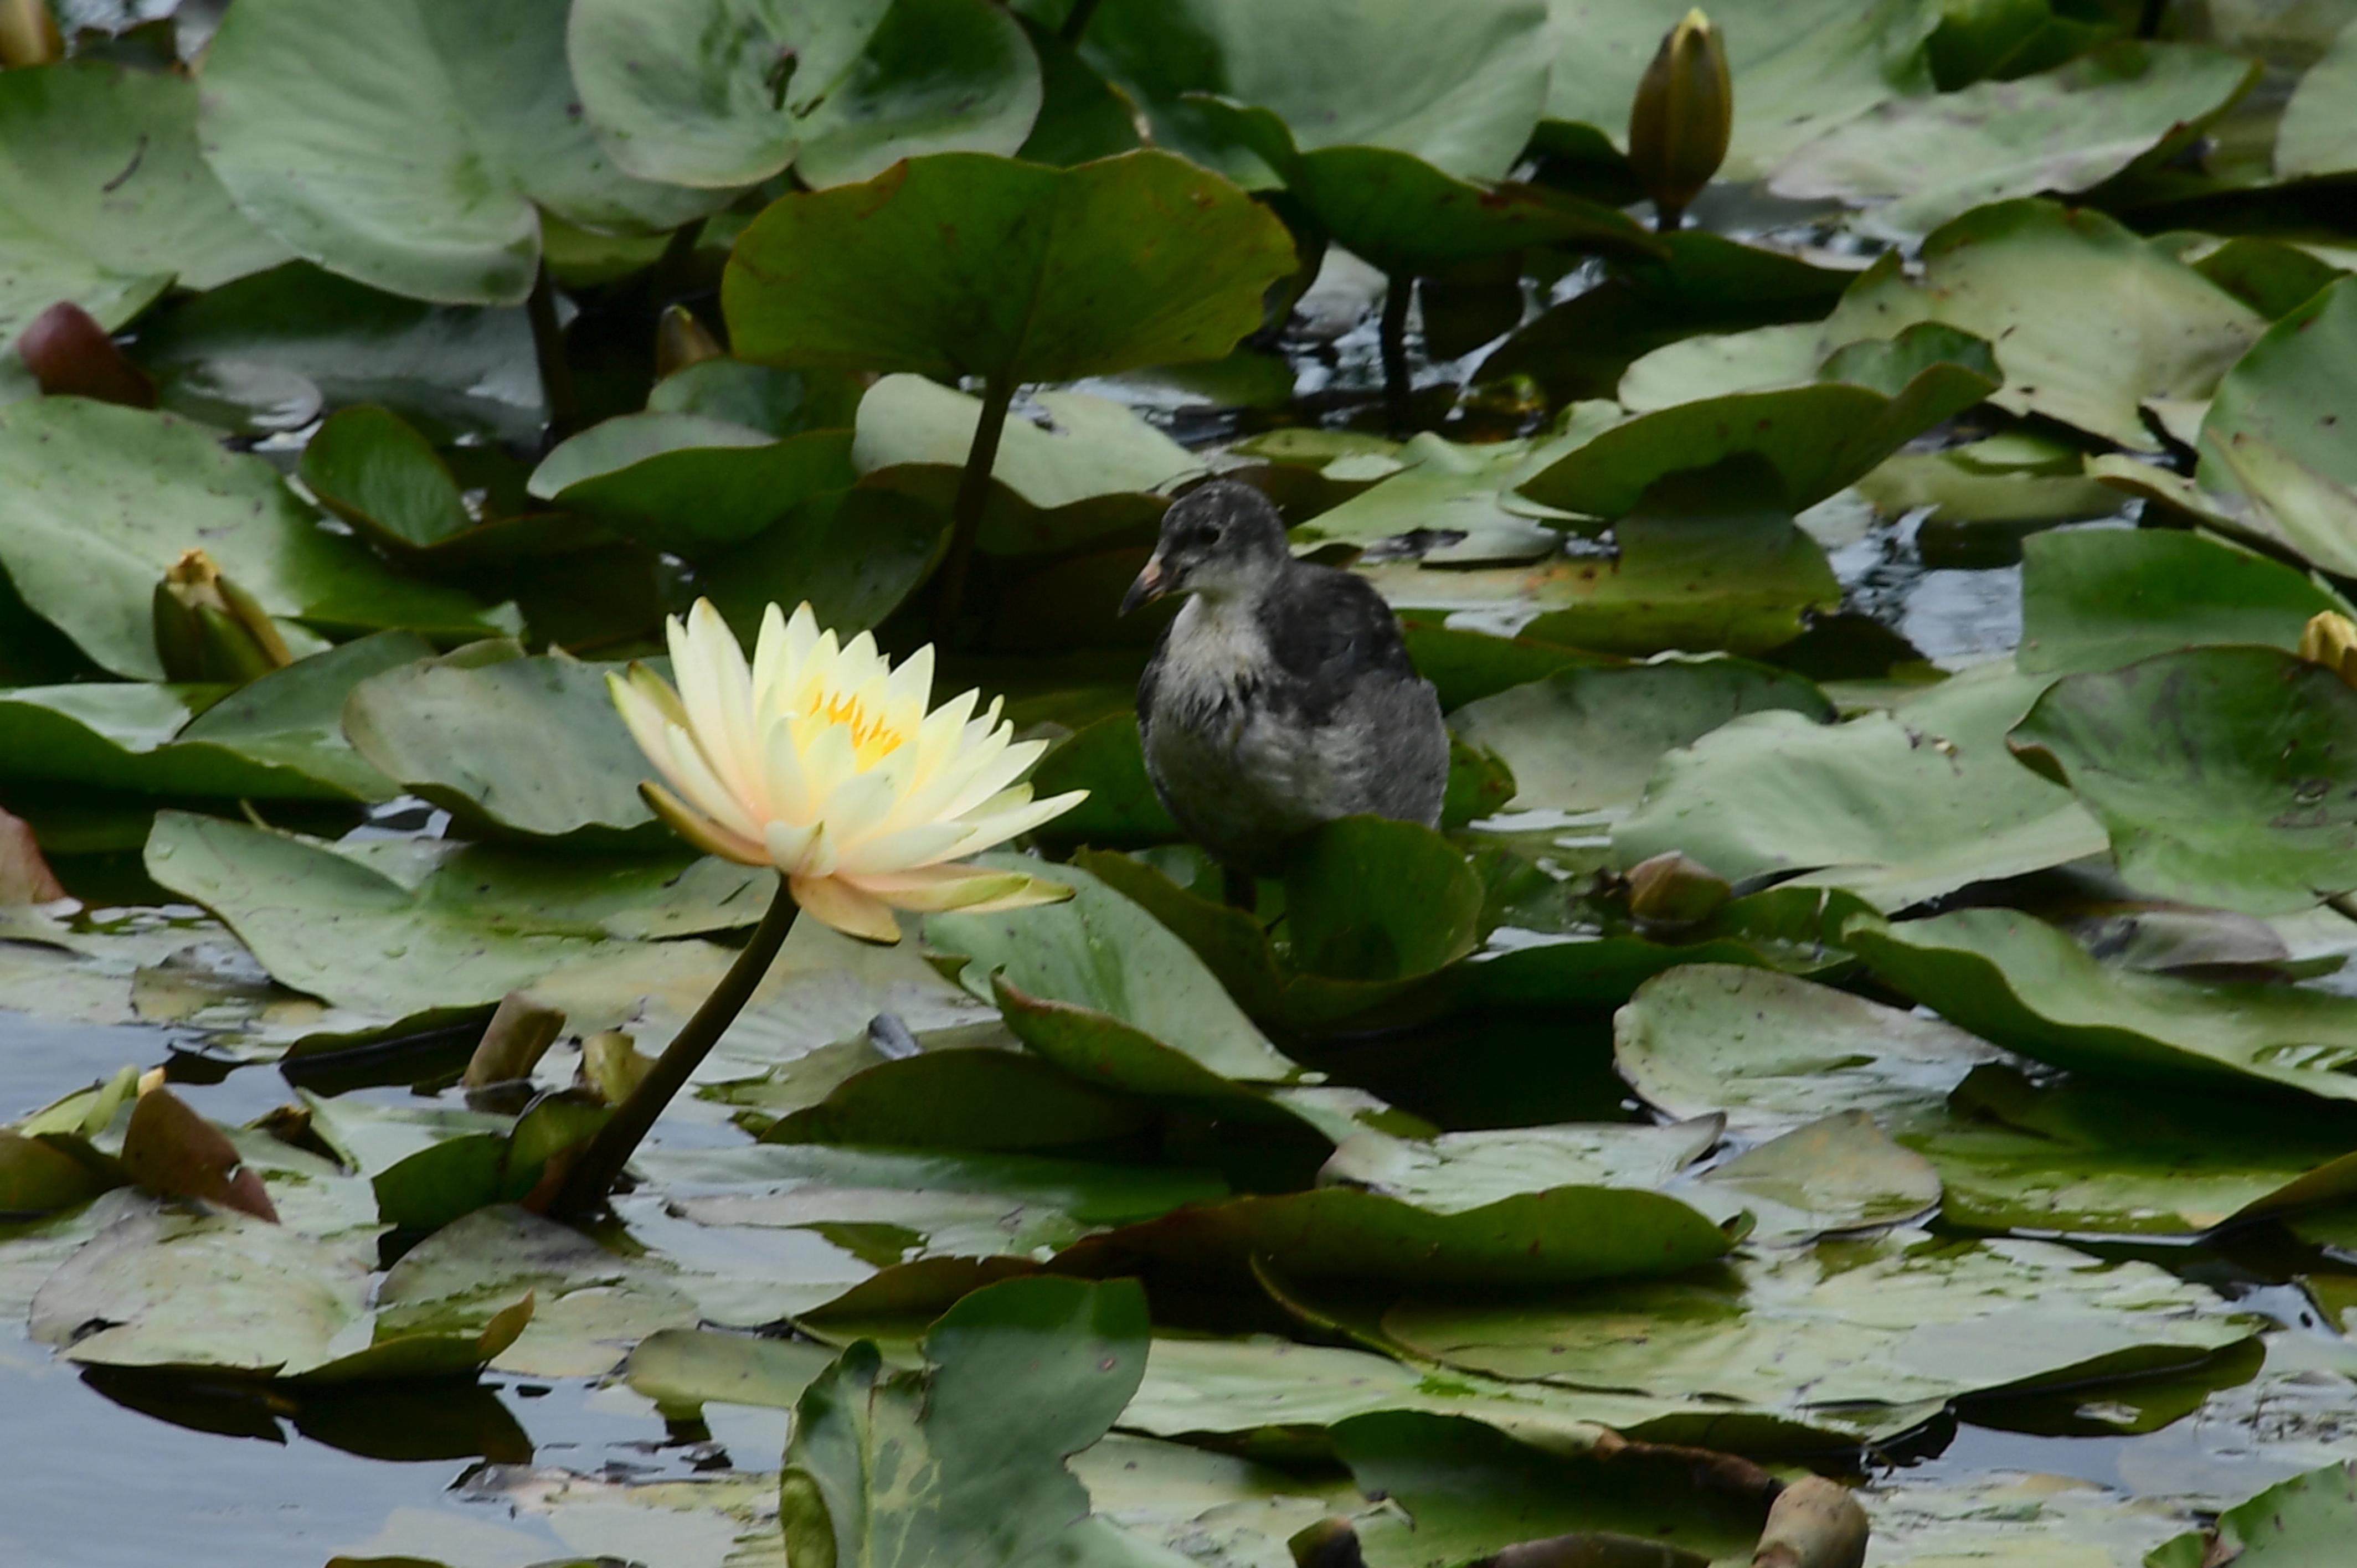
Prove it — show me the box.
[152,548,296,685]
[1626,849,1731,933]
[654,303,723,379]
[1628,8,1731,231]
[0,0,64,68]
[16,300,156,408]
[2299,611,2357,688]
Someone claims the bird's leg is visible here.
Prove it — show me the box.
[1222,862,1258,913]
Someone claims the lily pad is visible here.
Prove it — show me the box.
[1517,323,2000,517]
[2195,275,2357,562]
[782,1276,1173,1568]
[928,857,1297,1085]
[1823,200,2267,452]
[724,151,1298,386]
[2276,20,2357,179]
[1845,906,2357,1105]
[0,399,513,680]
[132,262,543,443]
[2009,646,2357,915]
[1452,656,1832,814]
[694,484,946,646]
[1320,1119,1725,1206]
[1077,0,1552,183]
[1616,662,2107,910]
[529,415,857,558]
[28,1198,531,1380]
[142,811,730,1023]
[2017,527,2353,676]
[1385,1226,2247,1413]
[1689,1111,1944,1245]
[199,0,726,304]
[570,0,1040,191]
[2148,1459,2357,1567]
[1773,42,2259,238]
[1053,1179,1732,1288]
[341,642,658,841]
[0,60,290,345]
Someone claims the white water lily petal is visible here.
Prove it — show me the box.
[790,873,902,942]
[610,599,1087,925]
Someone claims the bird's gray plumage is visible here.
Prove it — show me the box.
[1123,481,1448,874]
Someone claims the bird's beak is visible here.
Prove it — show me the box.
[1119,555,1167,617]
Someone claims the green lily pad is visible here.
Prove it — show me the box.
[758,1045,1159,1151]
[1077,0,1551,182]
[0,60,290,345]
[1823,200,2267,453]
[28,1198,531,1380]
[373,1205,702,1378]
[1518,323,1999,518]
[1615,964,2007,1134]
[2018,527,2353,676]
[2148,1459,2357,1567]
[133,262,543,443]
[341,641,658,842]
[1332,1411,1763,1568]
[851,375,1191,555]
[2276,20,2357,179]
[2196,275,2357,561]
[1615,663,2107,911]
[529,415,856,558]
[1193,99,1656,279]
[1845,906,2357,1105]
[1452,656,1832,814]
[0,638,424,801]
[1772,42,2258,238]
[570,0,1039,192]
[1320,1119,1723,1206]
[1284,435,1565,566]
[1053,1179,1732,1288]
[0,399,514,680]
[1385,1226,2247,1412]
[1537,0,1943,182]
[694,483,946,646]
[928,857,1297,1085]
[199,0,726,304]
[648,355,866,437]
[1285,817,1484,984]
[2009,646,2357,915]
[300,406,478,551]
[723,150,1298,385]
[1688,1111,1943,1245]
[1926,1062,2357,1237]
[142,811,730,1023]
[781,1276,1170,1568]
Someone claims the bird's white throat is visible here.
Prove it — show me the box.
[1162,593,1272,690]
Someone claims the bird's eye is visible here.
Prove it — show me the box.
[1195,525,1222,546]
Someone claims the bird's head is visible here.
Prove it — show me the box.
[1120,481,1291,615]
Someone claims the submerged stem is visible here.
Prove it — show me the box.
[930,375,1016,648]
[1655,202,1686,233]
[1059,0,1104,44]
[525,264,581,447]
[1378,276,1414,435]
[548,879,799,1219]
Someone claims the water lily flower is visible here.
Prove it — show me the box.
[609,600,1084,942]
[1628,7,1731,231]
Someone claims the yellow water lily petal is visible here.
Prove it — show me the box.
[790,873,903,943]
[642,781,765,865]
[843,865,1057,912]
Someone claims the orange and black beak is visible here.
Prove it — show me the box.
[1119,555,1168,616]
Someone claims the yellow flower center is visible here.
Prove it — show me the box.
[810,688,906,765]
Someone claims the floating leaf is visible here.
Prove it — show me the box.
[529,416,857,559]
[341,642,658,842]
[2276,20,2357,180]
[1773,42,2258,237]
[1615,663,2107,911]
[2010,646,2357,915]
[2017,527,2353,676]
[0,61,288,344]
[200,0,725,303]
[1846,906,2357,1106]
[570,0,1039,191]
[2194,275,2357,566]
[2147,1459,2357,1567]
[723,151,1298,386]
[1823,200,2267,452]
[1688,1111,1942,1245]
[0,400,512,679]
[1452,657,1831,814]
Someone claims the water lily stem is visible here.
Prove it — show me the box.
[549,879,799,1220]
[1655,202,1685,233]
[931,374,1015,648]
[526,264,581,447]
[1379,275,1414,435]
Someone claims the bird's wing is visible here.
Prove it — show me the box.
[1134,623,1170,735]
[1259,566,1421,722]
